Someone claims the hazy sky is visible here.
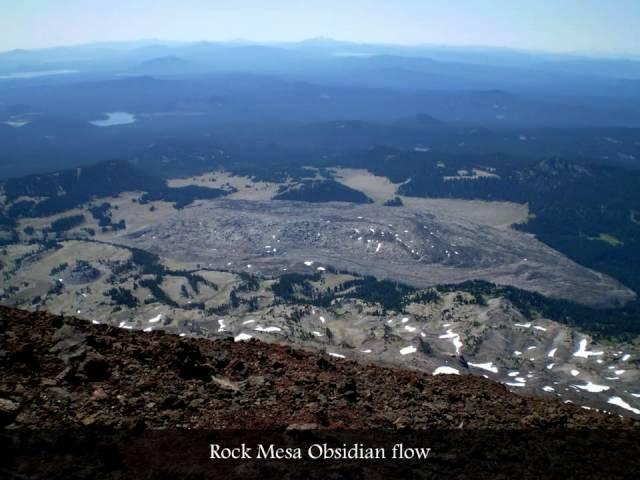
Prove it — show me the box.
[1,0,639,54]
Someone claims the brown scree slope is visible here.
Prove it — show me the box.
[1,305,637,430]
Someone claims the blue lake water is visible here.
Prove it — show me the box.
[0,69,78,80]
[3,119,31,128]
[89,112,137,127]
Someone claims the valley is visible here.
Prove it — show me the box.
[1,169,639,418]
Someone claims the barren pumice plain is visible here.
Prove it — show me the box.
[123,198,633,308]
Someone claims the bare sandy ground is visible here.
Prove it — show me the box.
[168,171,283,201]
[332,168,529,229]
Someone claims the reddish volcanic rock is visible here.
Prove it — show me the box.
[0,305,635,430]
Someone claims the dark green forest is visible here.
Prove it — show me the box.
[339,148,640,295]
[271,273,640,340]
[274,179,372,204]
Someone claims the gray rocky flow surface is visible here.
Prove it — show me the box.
[123,199,634,307]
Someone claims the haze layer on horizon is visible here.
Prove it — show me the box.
[1,0,639,56]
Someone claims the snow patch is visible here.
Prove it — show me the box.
[400,345,417,355]
[255,326,282,333]
[573,339,604,358]
[439,329,463,354]
[608,397,640,415]
[433,366,460,375]
[573,382,610,393]
[468,362,499,373]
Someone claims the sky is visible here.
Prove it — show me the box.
[1,0,639,55]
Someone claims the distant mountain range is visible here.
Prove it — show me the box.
[2,38,640,91]
[133,55,193,74]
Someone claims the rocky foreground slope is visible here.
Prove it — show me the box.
[2,305,640,479]
[0,305,634,430]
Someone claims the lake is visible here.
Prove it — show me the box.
[0,69,78,80]
[89,112,137,127]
